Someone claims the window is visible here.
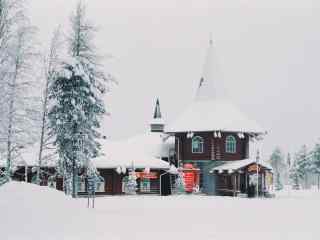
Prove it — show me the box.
[225,135,236,153]
[192,136,204,153]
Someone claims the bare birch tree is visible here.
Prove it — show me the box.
[36,28,62,184]
[0,1,39,177]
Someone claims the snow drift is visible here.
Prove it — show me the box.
[1,182,320,240]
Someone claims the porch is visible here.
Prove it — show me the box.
[209,159,273,197]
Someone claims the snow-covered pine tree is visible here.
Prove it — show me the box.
[289,157,300,190]
[284,153,292,186]
[175,171,185,194]
[310,142,320,190]
[48,1,111,197]
[294,145,311,189]
[269,147,285,190]
[287,153,291,169]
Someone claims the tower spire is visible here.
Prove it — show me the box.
[153,98,162,119]
[150,98,165,132]
[195,35,226,101]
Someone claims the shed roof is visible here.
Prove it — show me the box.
[209,159,272,173]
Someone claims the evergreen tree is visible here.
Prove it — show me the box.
[310,142,320,190]
[48,1,111,197]
[283,152,292,187]
[269,147,285,190]
[289,157,300,190]
[294,145,311,189]
[287,153,291,169]
[175,171,185,194]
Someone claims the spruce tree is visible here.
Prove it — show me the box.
[289,157,300,190]
[269,147,285,190]
[48,1,110,197]
[294,145,311,189]
[310,142,320,190]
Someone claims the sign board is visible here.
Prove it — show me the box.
[136,172,158,179]
[248,164,261,173]
[184,172,195,193]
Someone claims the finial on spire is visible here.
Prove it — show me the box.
[209,32,213,45]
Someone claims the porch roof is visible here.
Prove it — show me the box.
[209,159,272,173]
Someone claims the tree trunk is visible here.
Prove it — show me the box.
[6,56,19,177]
[37,74,49,185]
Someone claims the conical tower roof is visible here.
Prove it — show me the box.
[166,38,264,134]
[195,38,226,101]
[150,98,165,132]
[153,98,162,119]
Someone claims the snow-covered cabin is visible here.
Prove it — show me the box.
[1,99,174,195]
[92,99,174,194]
[165,39,272,196]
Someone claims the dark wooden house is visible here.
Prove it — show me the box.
[165,39,272,197]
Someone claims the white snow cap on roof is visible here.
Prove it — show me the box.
[166,38,264,134]
[93,132,174,169]
[166,99,264,133]
[209,159,272,173]
[195,37,226,101]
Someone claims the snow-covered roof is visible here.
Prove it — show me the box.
[165,99,264,134]
[93,132,174,169]
[127,132,174,158]
[209,159,272,173]
[166,39,264,134]
[1,130,174,171]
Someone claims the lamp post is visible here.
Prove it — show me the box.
[175,136,181,168]
[256,149,260,198]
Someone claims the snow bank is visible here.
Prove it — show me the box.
[0,182,113,240]
[1,182,319,240]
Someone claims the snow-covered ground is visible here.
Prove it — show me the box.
[0,182,319,240]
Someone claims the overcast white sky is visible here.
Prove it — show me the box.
[28,0,320,159]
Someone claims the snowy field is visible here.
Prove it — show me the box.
[0,182,319,240]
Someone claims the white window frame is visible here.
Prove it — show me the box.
[192,136,204,153]
[225,135,237,153]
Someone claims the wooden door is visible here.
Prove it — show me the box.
[105,174,113,194]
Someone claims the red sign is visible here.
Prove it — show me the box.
[184,172,195,193]
[136,172,158,179]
